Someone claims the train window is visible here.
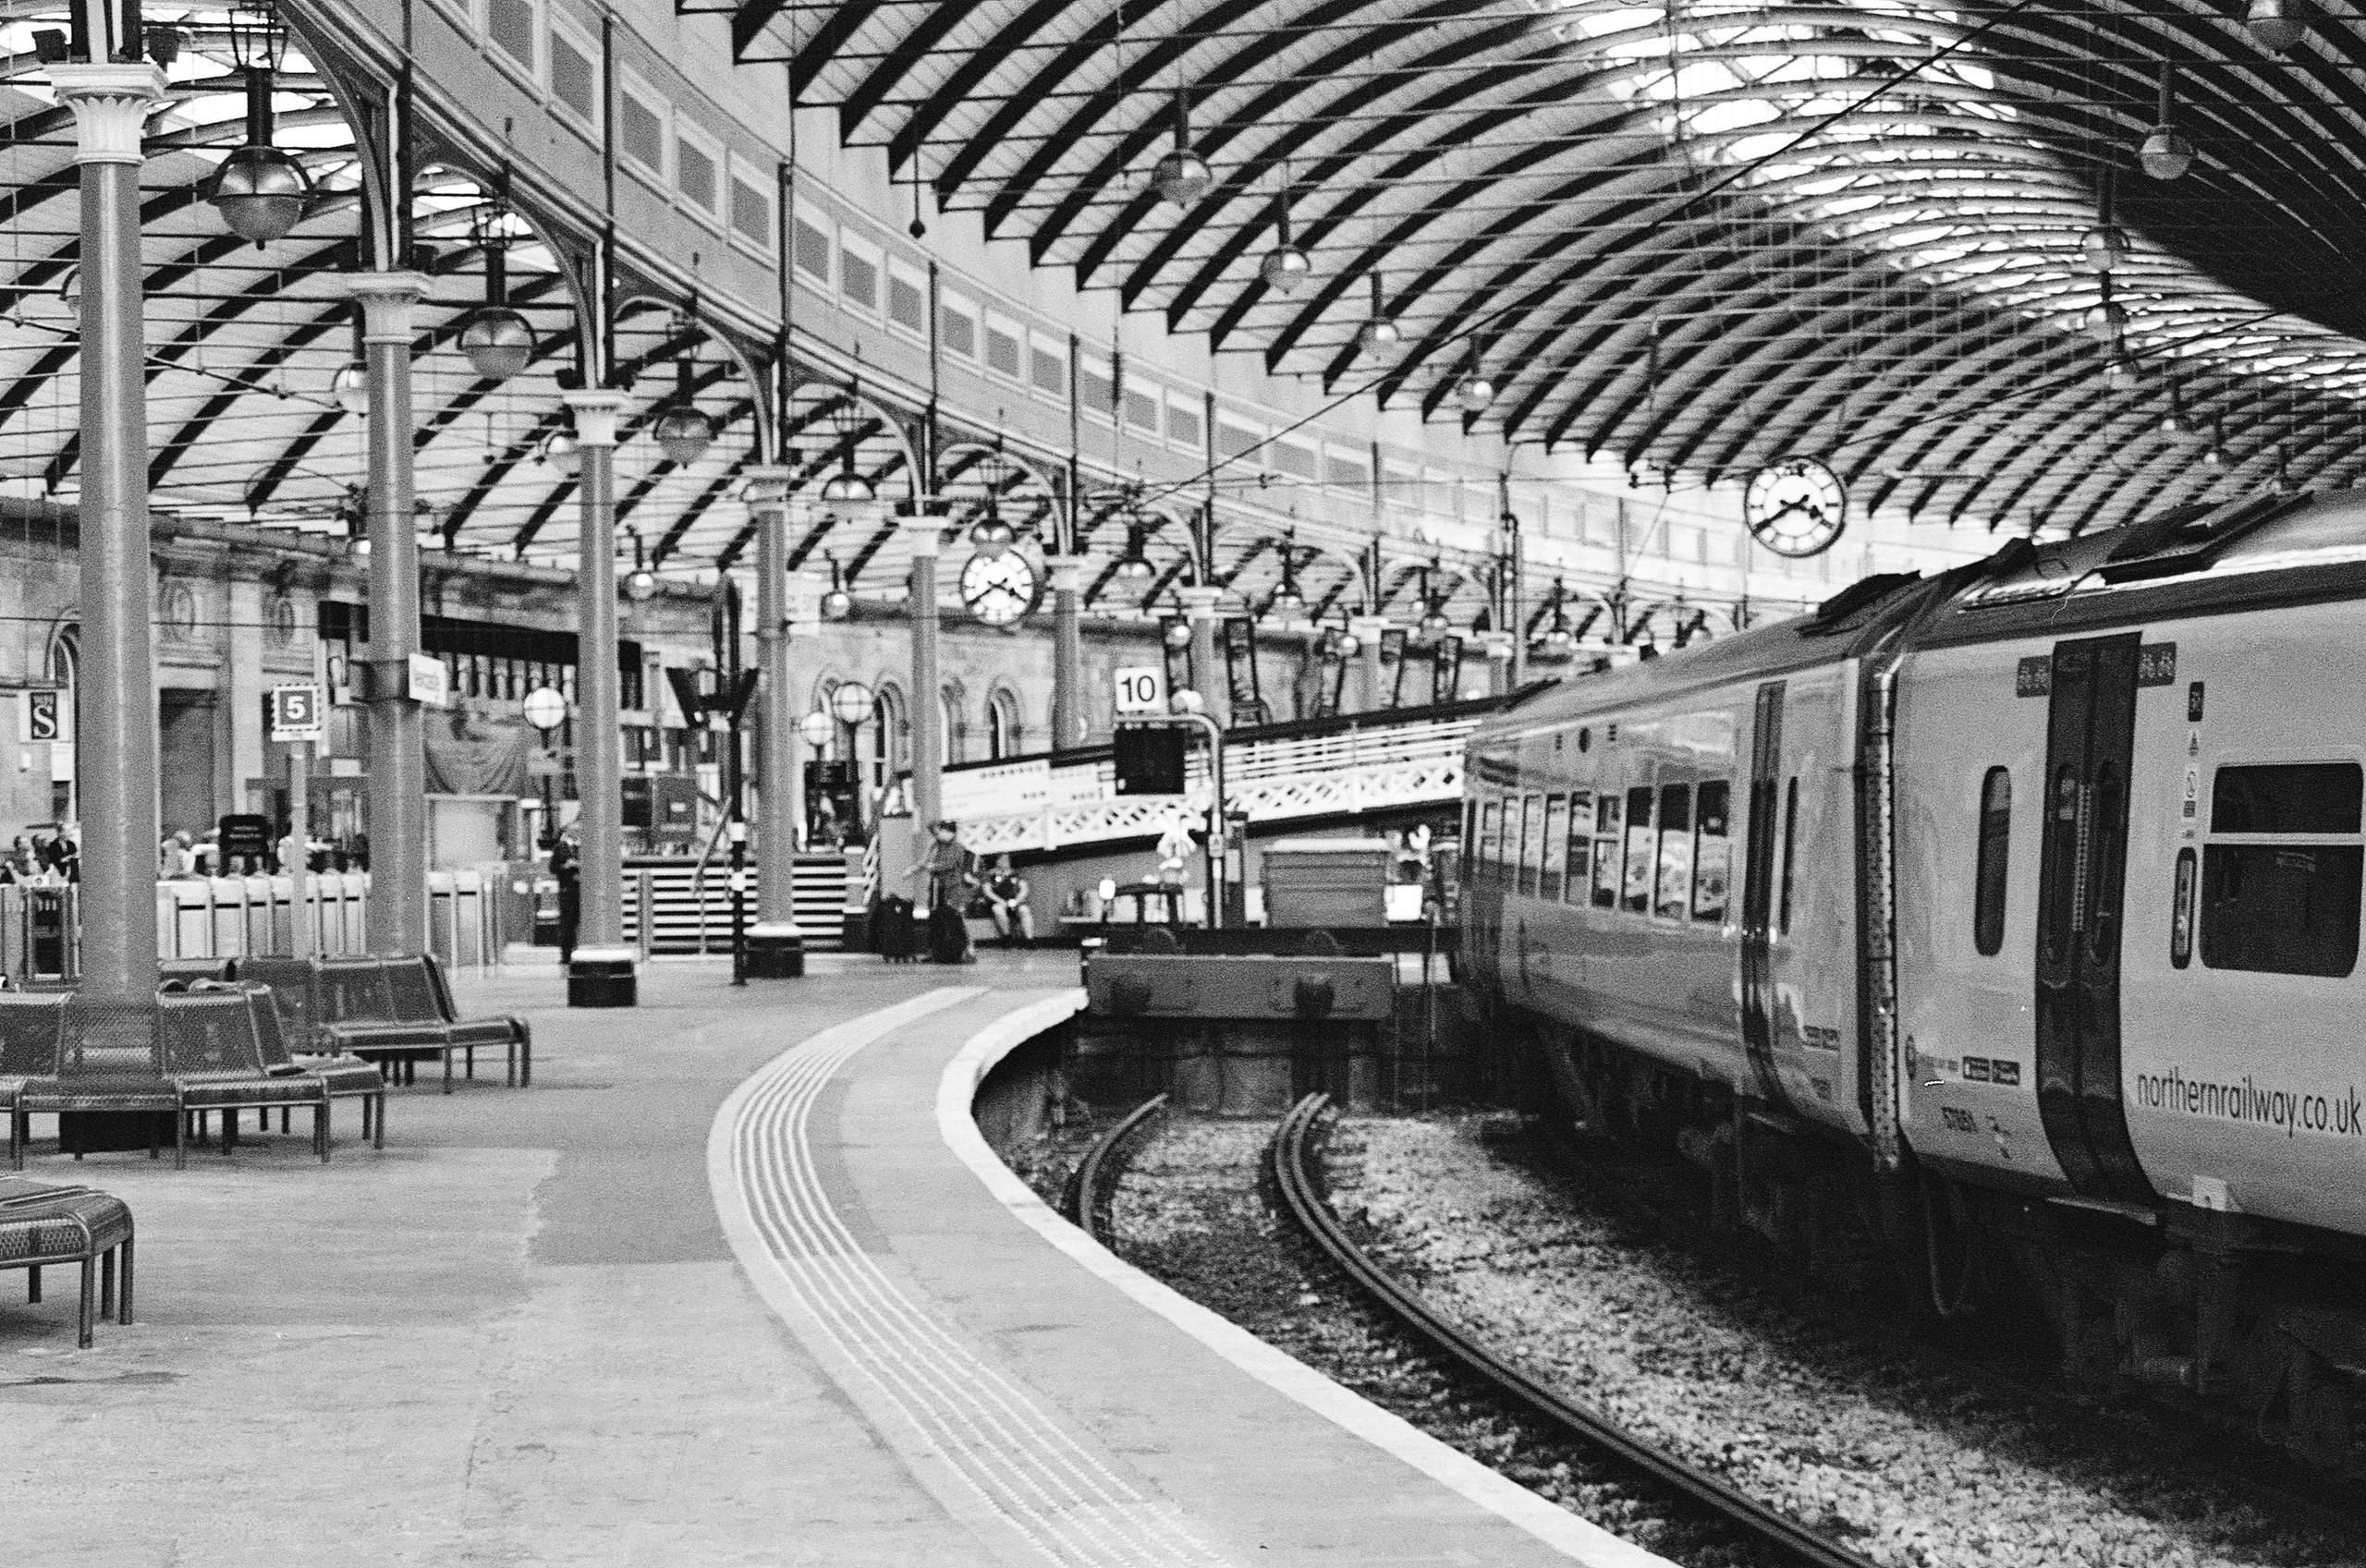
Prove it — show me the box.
[1480,800,1501,883]
[2201,761,2363,977]
[1565,791,1594,906]
[1654,784,1693,920]
[1462,797,1477,876]
[1621,786,1655,913]
[2211,763,2362,834]
[1973,767,2011,956]
[1692,781,1731,924]
[2170,848,2196,969]
[1518,794,1544,898]
[1541,796,1568,902]
[1592,792,1623,907]
[1777,777,1799,934]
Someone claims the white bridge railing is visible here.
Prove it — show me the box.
[945,705,1485,858]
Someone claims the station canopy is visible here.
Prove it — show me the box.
[3,0,2366,617]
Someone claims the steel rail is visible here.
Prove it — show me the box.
[1268,1091,1884,1568]
[1064,1092,1170,1246]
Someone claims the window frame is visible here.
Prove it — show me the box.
[1028,333,1067,402]
[1777,775,1799,934]
[1973,765,2011,956]
[835,226,884,319]
[1621,783,1656,913]
[791,212,833,289]
[615,70,671,184]
[2198,757,2366,978]
[982,311,1025,383]
[1518,792,1544,898]
[1653,781,1695,921]
[545,9,602,133]
[1691,779,1731,925]
[672,115,726,225]
[483,0,541,83]
[1540,794,1568,903]
[938,288,981,364]
[885,258,928,340]
[1563,788,1594,906]
[726,152,775,257]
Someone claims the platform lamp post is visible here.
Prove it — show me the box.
[49,12,168,1049]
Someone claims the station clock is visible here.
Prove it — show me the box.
[958,548,1041,625]
[1743,456,1848,558]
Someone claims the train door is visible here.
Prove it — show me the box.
[1739,682,1789,1107]
[1763,664,1859,1131]
[2034,633,2155,1205]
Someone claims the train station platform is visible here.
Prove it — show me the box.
[0,957,1650,1567]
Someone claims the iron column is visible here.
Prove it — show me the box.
[907,517,944,827]
[52,63,166,1007]
[346,272,431,956]
[1178,584,1226,727]
[565,389,634,1003]
[1350,614,1388,712]
[1048,557,1083,749]
[746,468,801,973]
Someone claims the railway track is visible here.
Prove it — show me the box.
[1063,1092,1168,1246]
[1268,1091,1884,1568]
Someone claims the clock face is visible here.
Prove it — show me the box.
[1743,456,1848,558]
[958,549,1040,626]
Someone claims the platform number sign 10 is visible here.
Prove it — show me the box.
[1113,665,1167,715]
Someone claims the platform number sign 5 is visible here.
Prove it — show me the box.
[1114,665,1167,715]
[269,683,325,743]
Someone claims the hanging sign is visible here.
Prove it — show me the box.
[408,653,450,709]
[1113,665,1167,715]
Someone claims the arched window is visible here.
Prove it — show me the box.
[941,686,964,766]
[986,687,1021,760]
[871,682,908,792]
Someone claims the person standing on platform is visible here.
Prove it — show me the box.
[550,828,582,966]
[911,820,978,964]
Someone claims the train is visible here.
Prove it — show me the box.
[1459,488,2366,1467]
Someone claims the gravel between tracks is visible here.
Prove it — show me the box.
[1326,1112,2365,1568]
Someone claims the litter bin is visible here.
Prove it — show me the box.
[567,946,637,1008]
[28,888,68,978]
[745,922,804,978]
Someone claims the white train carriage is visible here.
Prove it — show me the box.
[1464,491,2366,1465]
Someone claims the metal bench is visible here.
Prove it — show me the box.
[155,990,333,1165]
[0,994,67,1168]
[0,1176,133,1347]
[314,954,530,1093]
[225,962,390,1147]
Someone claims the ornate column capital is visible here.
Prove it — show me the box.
[741,465,794,510]
[1177,584,1223,618]
[1481,630,1516,661]
[48,64,167,164]
[901,514,945,559]
[1348,614,1390,638]
[343,272,432,344]
[1046,557,1085,594]
[563,389,630,447]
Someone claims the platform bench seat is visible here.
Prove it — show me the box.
[13,990,331,1170]
[312,954,531,1094]
[0,1176,133,1347]
[223,962,389,1147]
[0,993,68,1167]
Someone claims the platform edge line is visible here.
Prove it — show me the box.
[938,989,1677,1568]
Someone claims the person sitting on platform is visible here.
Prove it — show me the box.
[983,855,1033,947]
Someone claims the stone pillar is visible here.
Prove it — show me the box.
[907,517,944,828]
[346,271,431,957]
[745,468,803,978]
[1350,615,1389,713]
[565,390,636,1005]
[1178,584,1226,728]
[225,575,267,813]
[1482,632,1516,697]
[53,63,167,1010]
[1048,556,1084,750]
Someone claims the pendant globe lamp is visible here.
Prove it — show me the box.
[2159,377,2196,439]
[652,353,714,467]
[1114,517,1157,581]
[208,6,311,248]
[621,525,658,602]
[1260,170,1311,293]
[2204,419,2229,468]
[1268,537,1304,614]
[1359,273,1400,357]
[458,188,534,382]
[1152,92,1213,206]
[2140,63,2197,181]
[2247,0,2306,54]
[330,310,368,413]
[2081,167,2128,273]
[1454,343,1496,413]
[818,385,876,504]
[2085,273,2128,344]
[821,554,854,620]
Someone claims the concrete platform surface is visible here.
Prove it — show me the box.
[0,956,1640,1566]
